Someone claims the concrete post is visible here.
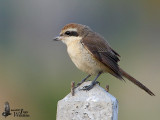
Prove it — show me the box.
[56,81,118,120]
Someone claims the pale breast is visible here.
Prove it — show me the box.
[67,40,106,75]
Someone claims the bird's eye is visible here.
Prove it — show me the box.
[65,31,71,35]
[65,31,79,36]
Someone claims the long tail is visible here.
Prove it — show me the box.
[120,68,155,96]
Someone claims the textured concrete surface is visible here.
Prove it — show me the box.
[56,81,118,120]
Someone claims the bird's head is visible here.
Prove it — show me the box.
[54,23,91,45]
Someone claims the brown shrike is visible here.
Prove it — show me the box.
[54,23,155,96]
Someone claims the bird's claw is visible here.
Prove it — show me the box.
[81,81,100,91]
[76,82,82,87]
[75,80,92,88]
[74,82,83,89]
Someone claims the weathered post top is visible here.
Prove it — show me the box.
[56,81,118,120]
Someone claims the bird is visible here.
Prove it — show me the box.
[2,101,11,117]
[54,23,155,96]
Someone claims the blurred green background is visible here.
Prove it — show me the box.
[0,0,160,120]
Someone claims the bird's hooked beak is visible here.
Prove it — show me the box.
[53,36,61,41]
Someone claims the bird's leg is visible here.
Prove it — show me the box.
[76,74,91,88]
[81,72,102,91]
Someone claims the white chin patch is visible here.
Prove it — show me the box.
[62,36,82,45]
[61,39,66,44]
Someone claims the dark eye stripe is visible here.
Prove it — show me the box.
[65,31,79,36]
[70,31,78,36]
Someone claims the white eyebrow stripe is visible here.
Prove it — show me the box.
[65,28,77,32]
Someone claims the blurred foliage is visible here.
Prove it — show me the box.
[0,0,160,120]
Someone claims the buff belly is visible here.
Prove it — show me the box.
[67,40,107,75]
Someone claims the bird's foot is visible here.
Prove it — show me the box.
[81,81,100,91]
[75,80,91,89]
[76,82,83,87]
[74,82,83,89]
